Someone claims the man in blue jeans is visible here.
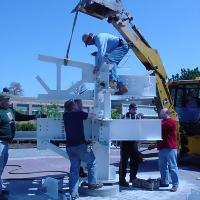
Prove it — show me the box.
[82,32,129,95]
[157,108,179,192]
[63,100,103,200]
[0,92,37,200]
[119,103,143,187]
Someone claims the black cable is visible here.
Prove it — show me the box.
[65,8,79,63]
[6,164,68,175]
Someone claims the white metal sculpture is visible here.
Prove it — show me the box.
[36,54,161,181]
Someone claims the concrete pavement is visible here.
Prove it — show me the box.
[2,148,200,200]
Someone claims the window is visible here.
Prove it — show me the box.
[176,88,184,107]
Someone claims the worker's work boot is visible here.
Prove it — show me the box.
[88,182,103,190]
[170,185,178,192]
[119,180,129,187]
[70,195,79,200]
[109,80,117,89]
[115,86,128,95]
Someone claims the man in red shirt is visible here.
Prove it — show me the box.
[157,108,179,192]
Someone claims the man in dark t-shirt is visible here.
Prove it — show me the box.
[119,103,143,187]
[64,110,88,147]
[63,100,103,200]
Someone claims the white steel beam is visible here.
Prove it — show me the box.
[56,64,62,91]
[36,75,51,94]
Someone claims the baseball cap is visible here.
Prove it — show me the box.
[129,103,137,110]
[82,33,93,46]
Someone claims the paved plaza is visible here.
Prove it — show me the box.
[2,148,200,200]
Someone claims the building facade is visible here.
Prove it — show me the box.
[10,96,93,115]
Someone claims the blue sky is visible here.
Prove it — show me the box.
[0,0,200,97]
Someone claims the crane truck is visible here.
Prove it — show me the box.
[73,0,200,158]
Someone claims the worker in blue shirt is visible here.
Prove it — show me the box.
[82,32,129,95]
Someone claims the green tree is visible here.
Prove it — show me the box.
[171,67,200,80]
[16,122,36,131]
[8,82,23,96]
[40,104,62,117]
[111,109,121,119]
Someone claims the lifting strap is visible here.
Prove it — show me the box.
[65,2,81,65]
[65,11,79,61]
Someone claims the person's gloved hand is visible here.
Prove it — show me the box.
[136,113,144,119]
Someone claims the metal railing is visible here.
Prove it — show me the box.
[13,131,37,147]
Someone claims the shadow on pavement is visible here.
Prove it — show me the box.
[111,158,159,173]
[3,177,69,200]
